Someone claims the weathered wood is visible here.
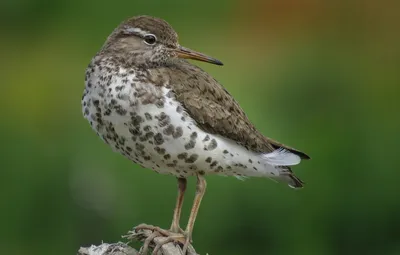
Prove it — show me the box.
[78,226,198,255]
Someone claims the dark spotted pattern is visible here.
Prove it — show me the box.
[210,161,218,169]
[185,154,198,163]
[155,99,164,108]
[154,146,165,154]
[177,152,188,160]
[185,140,196,150]
[157,112,170,127]
[163,124,175,136]
[82,56,285,180]
[144,112,152,120]
[154,133,164,145]
[172,126,183,138]
[207,139,218,151]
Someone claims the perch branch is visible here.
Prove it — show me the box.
[78,226,198,255]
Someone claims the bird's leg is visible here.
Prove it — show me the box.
[182,174,207,254]
[170,178,187,234]
[135,176,205,255]
[135,178,187,254]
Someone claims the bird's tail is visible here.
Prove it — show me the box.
[275,166,304,188]
[261,148,305,188]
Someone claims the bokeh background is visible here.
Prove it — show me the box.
[1,0,399,254]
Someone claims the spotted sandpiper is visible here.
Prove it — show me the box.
[82,15,310,254]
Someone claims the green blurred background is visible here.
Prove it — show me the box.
[1,0,399,254]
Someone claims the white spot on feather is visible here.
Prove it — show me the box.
[262,148,301,166]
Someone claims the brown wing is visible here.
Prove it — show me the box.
[157,61,310,159]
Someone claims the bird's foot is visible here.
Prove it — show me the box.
[168,225,191,254]
[134,224,190,255]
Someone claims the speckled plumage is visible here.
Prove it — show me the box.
[83,58,284,180]
[82,16,311,252]
[82,16,310,188]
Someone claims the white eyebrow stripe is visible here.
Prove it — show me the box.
[124,27,149,37]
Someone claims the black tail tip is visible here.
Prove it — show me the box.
[288,174,305,189]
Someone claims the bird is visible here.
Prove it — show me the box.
[82,15,310,254]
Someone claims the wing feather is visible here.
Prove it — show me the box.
[155,61,310,159]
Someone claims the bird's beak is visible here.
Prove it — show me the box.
[175,46,223,66]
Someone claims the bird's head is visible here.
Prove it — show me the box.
[101,15,223,67]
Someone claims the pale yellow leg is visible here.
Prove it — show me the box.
[182,174,207,254]
[136,175,206,255]
[170,178,187,233]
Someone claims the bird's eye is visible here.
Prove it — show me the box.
[144,34,157,45]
